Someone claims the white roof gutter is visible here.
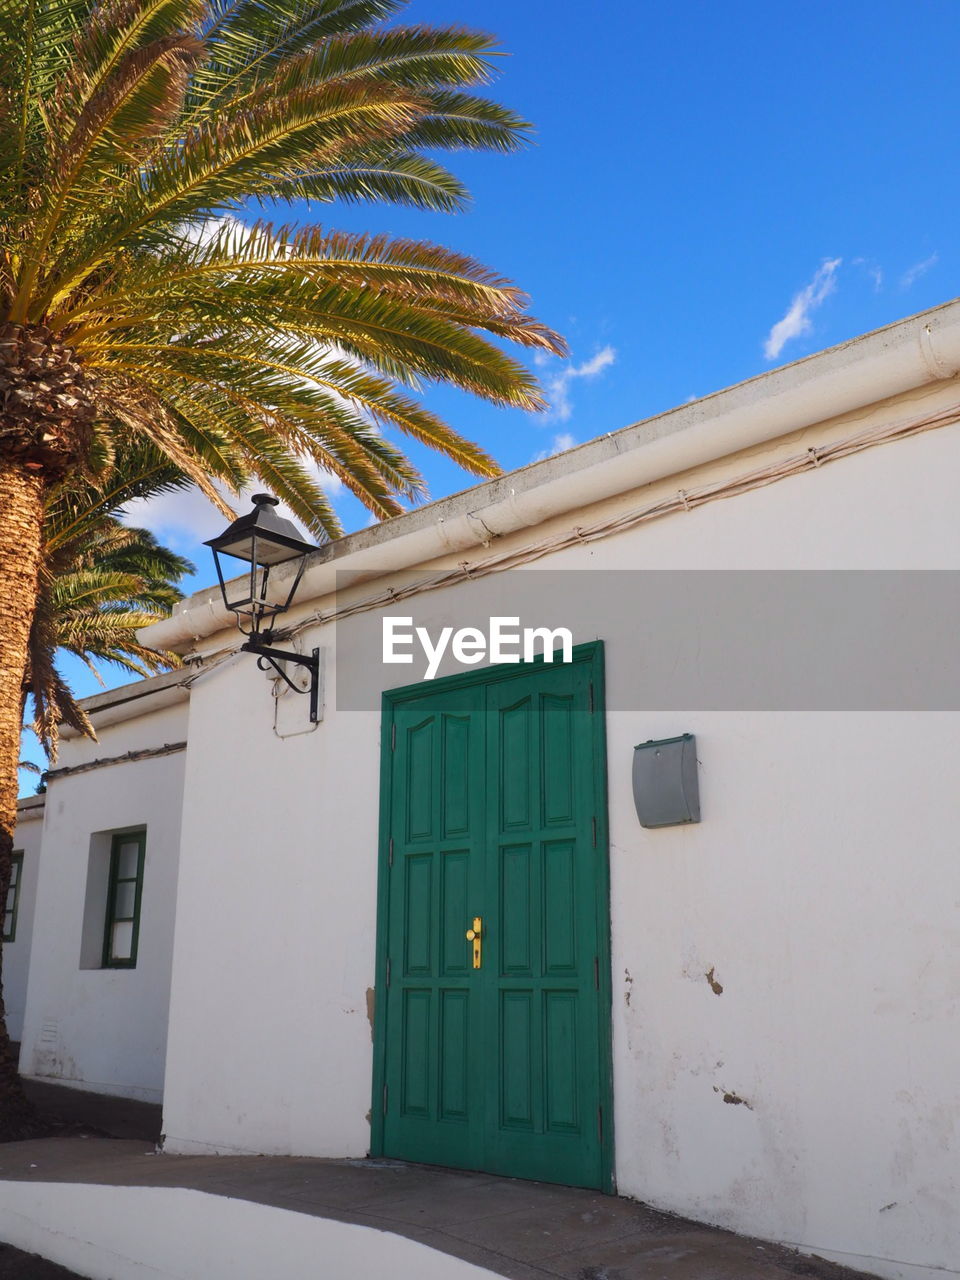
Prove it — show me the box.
[143,299,960,654]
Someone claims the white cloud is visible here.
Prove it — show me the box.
[532,432,578,463]
[179,214,242,245]
[123,461,346,551]
[763,259,841,361]
[576,350,616,378]
[900,253,938,289]
[123,486,227,548]
[541,346,616,422]
[178,214,276,257]
[852,257,883,292]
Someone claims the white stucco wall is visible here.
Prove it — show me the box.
[19,701,188,1102]
[5,798,45,1043]
[160,386,960,1280]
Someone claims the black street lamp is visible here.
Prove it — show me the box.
[205,494,321,721]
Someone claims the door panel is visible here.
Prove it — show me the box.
[481,660,602,1186]
[377,648,610,1190]
[383,686,486,1170]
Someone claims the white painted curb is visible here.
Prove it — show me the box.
[0,1181,499,1280]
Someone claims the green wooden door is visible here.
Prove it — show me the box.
[374,644,612,1191]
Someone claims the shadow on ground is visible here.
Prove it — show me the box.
[0,1243,86,1279]
[1,1080,881,1280]
[21,1079,161,1144]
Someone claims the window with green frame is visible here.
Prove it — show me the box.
[102,831,145,968]
[3,853,22,942]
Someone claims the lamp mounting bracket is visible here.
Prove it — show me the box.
[242,641,320,722]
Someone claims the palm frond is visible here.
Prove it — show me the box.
[43,437,193,549]
[26,462,193,757]
[190,0,403,115]
[0,0,94,199]
[4,0,565,562]
[43,80,426,300]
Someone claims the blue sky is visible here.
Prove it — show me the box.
[22,0,959,786]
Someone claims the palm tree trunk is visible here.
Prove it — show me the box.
[0,461,45,1140]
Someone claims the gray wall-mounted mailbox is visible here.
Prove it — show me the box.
[632,734,700,828]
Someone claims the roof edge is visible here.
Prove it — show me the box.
[59,666,194,739]
[143,297,960,653]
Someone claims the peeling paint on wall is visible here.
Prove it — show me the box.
[714,1086,753,1110]
[705,966,724,995]
[365,987,375,1042]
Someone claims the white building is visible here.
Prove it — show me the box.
[16,301,960,1280]
[17,671,190,1102]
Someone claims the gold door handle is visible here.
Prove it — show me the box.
[465,916,483,969]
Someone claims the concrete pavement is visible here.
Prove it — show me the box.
[0,1082,879,1280]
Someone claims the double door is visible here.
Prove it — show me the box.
[373,646,611,1190]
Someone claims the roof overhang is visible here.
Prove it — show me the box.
[60,667,194,738]
[142,297,960,655]
[16,794,45,820]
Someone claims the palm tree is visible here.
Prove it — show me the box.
[26,476,193,758]
[12,455,193,1134]
[0,0,564,1133]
